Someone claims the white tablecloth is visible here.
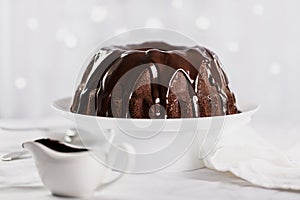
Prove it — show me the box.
[1,118,300,200]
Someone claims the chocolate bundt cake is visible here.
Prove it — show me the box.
[71,42,239,118]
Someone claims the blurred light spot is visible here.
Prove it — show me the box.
[55,28,69,41]
[114,27,128,36]
[228,42,239,53]
[252,3,264,16]
[144,18,163,28]
[64,34,78,48]
[270,63,281,75]
[171,0,183,9]
[195,16,211,30]
[55,28,78,48]
[27,18,39,30]
[15,77,27,89]
[90,6,107,22]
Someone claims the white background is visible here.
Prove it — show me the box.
[0,0,299,127]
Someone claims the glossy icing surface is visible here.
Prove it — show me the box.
[71,42,238,118]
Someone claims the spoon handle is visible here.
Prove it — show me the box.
[0,126,49,132]
[1,150,30,161]
[0,126,74,132]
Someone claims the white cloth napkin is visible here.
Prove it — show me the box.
[203,126,300,190]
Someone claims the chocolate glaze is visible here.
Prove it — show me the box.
[35,138,88,153]
[71,41,239,118]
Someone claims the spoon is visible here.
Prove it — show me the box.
[1,150,30,161]
[0,126,71,132]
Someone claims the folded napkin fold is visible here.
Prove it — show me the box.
[203,126,300,190]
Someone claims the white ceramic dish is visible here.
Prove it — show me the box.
[52,97,258,173]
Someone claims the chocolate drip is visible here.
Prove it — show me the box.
[71,42,239,118]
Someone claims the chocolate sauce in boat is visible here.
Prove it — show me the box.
[35,138,88,153]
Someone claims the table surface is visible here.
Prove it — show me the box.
[1,117,300,200]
